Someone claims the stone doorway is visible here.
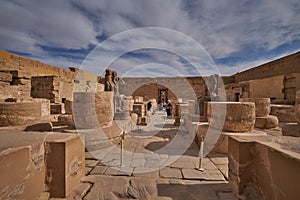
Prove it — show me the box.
[158,89,168,103]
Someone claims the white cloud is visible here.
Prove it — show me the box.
[0,0,299,76]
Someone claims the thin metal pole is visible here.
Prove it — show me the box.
[120,131,124,167]
[197,136,204,171]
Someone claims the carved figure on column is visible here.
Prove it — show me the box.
[104,69,115,91]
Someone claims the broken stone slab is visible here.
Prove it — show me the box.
[159,167,182,179]
[181,168,225,181]
[207,102,256,132]
[0,142,45,200]
[24,122,53,132]
[255,115,279,129]
[240,98,271,117]
[282,123,300,137]
[58,114,74,126]
[0,132,85,198]
[270,104,296,123]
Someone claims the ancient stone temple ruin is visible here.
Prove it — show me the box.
[0,50,300,199]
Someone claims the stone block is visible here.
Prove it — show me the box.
[282,123,300,137]
[24,122,53,132]
[296,90,300,124]
[133,104,145,117]
[64,100,73,114]
[8,70,31,79]
[34,98,51,117]
[45,134,85,198]
[50,103,64,114]
[0,102,42,126]
[228,136,254,195]
[58,115,74,126]
[270,104,296,123]
[207,102,256,132]
[255,115,278,129]
[240,98,271,117]
[0,71,12,82]
[187,100,195,114]
[0,135,45,200]
[134,96,143,103]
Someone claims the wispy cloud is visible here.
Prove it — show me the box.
[0,0,299,76]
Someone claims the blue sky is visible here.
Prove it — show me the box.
[0,0,299,77]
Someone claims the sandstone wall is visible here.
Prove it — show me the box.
[0,70,31,100]
[229,136,300,200]
[233,51,300,82]
[283,73,300,104]
[249,75,284,99]
[0,51,98,102]
[31,76,74,103]
[120,76,227,102]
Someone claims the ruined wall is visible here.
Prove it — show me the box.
[233,51,300,82]
[0,51,98,102]
[249,75,284,99]
[120,76,229,102]
[0,50,76,80]
[0,70,31,100]
[283,73,300,104]
[31,76,74,103]
[229,136,300,200]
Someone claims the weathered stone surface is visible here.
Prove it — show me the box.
[0,102,42,126]
[58,115,74,126]
[240,98,271,117]
[228,136,300,200]
[0,143,45,200]
[296,90,300,124]
[73,92,114,128]
[64,100,73,114]
[24,122,53,132]
[207,102,256,132]
[0,71,12,82]
[282,123,300,137]
[45,134,85,198]
[50,103,64,114]
[270,104,296,123]
[182,168,225,181]
[255,115,278,129]
[160,167,182,179]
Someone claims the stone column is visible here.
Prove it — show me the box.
[207,102,256,132]
[240,98,278,129]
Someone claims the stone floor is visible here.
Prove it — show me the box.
[58,111,238,200]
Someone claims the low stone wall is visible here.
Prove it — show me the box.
[228,136,300,200]
[0,101,42,126]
